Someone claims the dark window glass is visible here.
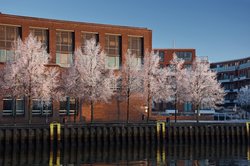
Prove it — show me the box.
[3,97,12,110]
[159,51,164,62]
[59,97,76,115]
[175,52,192,62]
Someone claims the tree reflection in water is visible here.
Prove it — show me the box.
[0,141,249,165]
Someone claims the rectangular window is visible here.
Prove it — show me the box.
[56,31,74,67]
[0,25,20,62]
[2,97,24,116]
[110,78,122,92]
[128,36,143,66]
[175,52,192,62]
[29,28,49,52]
[159,51,164,62]
[16,98,24,116]
[81,32,98,48]
[59,97,77,115]
[105,35,121,69]
[32,99,52,116]
[2,97,12,116]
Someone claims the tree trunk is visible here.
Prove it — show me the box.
[28,97,32,124]
[91,101,94,123]
[66,97,70,123]
[147,91,150,122]
[126,93,130,123]
[196,104,200,123]
[74,97,78,123]
[116,96,120,122]
[12,98,16,125]
[79,97,83,122]
[175,94,177,123]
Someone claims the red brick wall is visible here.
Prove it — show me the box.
[0,13,152,124]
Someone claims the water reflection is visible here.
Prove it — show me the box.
[0,142,249,165]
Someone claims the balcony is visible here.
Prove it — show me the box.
[233,76,247,81]
[239,62,250,70]
[219,79,231,83]
[214,66,236,72]
[224,89,238,93]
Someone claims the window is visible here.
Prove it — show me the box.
[2,97,24,116]
[59,97,77,115]
[105,35,121,69]
[2,97,12,116]
[32,99,52,116]
[29,28,49,52]
[175,52,192,62]
[0,25,21,62]
[56,31,74,67]
[159,51,164,62]
[128,36,143,66]
[81,32,98,48]
[16,98,24,115]
[184,102,192,112]
[110,78,122,92]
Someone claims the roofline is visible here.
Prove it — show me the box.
[153,48,196,50]
[211,56,250,64]
[0,12,151,31]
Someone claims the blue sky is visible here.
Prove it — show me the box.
[1,0,250,62]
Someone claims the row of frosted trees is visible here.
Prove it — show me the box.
[0,34,224,123]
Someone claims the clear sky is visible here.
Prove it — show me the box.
[1,0,250,62]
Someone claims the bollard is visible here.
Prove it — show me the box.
[50,122,61,142]
[246,122,250,143]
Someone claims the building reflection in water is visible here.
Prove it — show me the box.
[0,141,249,165]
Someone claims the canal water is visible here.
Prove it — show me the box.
[0,142,249,166]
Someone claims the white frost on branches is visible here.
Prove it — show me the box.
[64,38,114,122]
[168,54,190,104]
[238,86,250,108]
[186,58,224,121]
[1,34,59,122]
[142,51,173,120]
[121,50,143,122]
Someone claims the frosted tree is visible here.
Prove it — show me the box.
[80,38,115,123]
[168,54,190,122]
[142,51,173,121]
[186,58,224,122]
[238,86,250,112]
[121,50,143,123]
[61,52,85,123]
[1,34,59,124]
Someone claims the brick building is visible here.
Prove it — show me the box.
[210,57,250,108]
[152,48,196,113]
[0,13,152,123]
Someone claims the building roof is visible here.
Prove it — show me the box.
[211,56,250,65]
[0,12,151,31]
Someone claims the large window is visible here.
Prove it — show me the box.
[0,25,21,62]
[81,32,98,48]
[175,52,192,62]
[105,35,121,69]
[29,28,49,52]
[56,31,74,67]
[2,97,24,116]
[59,97,77,115]
[32,99,52,116]
[128,36,143,66]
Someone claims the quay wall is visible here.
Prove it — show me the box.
[0,122,249,145]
